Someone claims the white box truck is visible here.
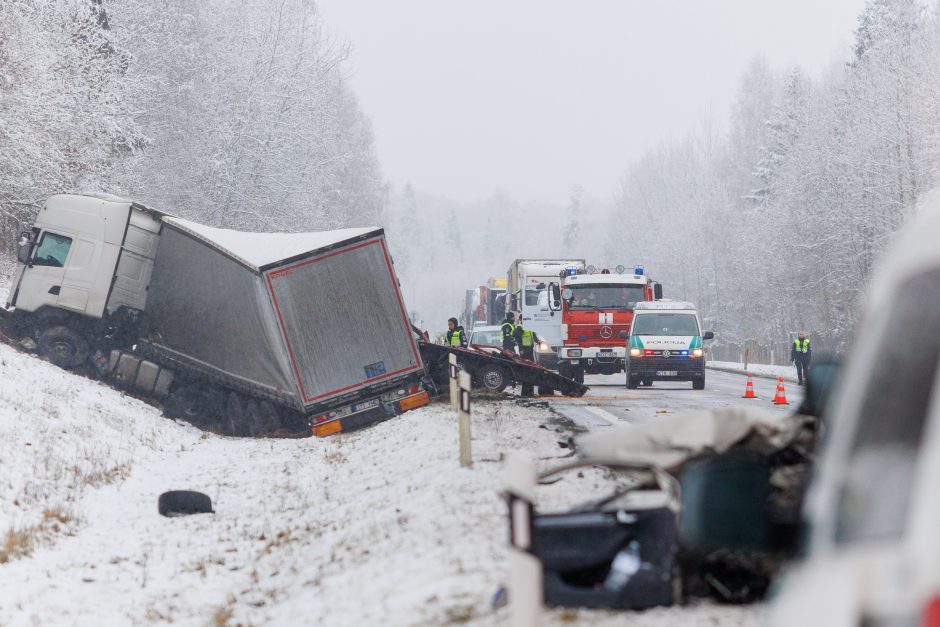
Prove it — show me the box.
[2,194,430,437]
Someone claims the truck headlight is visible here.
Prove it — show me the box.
[630,348,642,357]
[569,349,582,357]
[538,341,551,352]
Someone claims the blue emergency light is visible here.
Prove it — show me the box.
[634,265,645,276]
[565,267,578,276]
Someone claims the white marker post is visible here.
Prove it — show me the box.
[506,451,541,626]
[449,352,458,412]
[458,370,472,468]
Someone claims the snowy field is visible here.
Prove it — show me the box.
[0,335,760,626]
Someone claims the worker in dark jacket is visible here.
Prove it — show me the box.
[791,330,811,386]
[445,317,468,348]
[500,313,517,352]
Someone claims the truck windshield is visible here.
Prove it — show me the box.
[632,313,700,336]
[567,284,646,310]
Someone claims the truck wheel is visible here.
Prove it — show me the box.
[693,377,705,390]
[223,392,248,437]
[257,400,280,433]
[37,326,90,370]
[244,400,268,437]
[642,378,653,387]
[478,364,508,392]
[158,490,214,517]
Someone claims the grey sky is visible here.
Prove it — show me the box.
[318,0,867,203]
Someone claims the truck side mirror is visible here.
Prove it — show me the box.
[653,282,663,300]
[703,331,714,341]
[16,231,33,265]
[548,283,561,312]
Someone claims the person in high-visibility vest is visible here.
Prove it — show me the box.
[790,330,812,386]
[445,317,468,348]
[501,313,517,352]
[514,323,541,397]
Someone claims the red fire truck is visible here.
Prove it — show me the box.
[550,265,662,382]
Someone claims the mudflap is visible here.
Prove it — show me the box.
[534,505,678,610]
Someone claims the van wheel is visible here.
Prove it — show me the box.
[626,371,639,389]
[38,326,89,369]
[478,364,508,392]
[693,377,705,390]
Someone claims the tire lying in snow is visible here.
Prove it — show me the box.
[158,490,214,517]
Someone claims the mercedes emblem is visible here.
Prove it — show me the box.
[599,326,612,339]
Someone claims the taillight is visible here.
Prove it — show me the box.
[407,384,421,394]
[923,596,940,627]
[645,350,653,355]
[314,414,327,423]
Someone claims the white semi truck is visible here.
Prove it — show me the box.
[2,194,431,437]
[506,259,585,369]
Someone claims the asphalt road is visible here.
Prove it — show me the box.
[549,368,805,431]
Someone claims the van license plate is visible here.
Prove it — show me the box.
[656,370,678,376]
[351,399,380,413]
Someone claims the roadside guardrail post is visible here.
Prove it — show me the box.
[449,353,458,411]
[506,451,541,626]
[458,370,472,467]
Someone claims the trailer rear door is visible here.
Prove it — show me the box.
[264,236,422,406]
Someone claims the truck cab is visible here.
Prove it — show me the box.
[506,259,585,369]
[554,265,662,381]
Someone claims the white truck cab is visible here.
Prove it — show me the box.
[6,194,162,319]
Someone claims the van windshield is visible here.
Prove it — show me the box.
[632,313,699,336]
[568,284,646,310]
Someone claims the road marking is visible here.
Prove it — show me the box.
[584,406,620,425]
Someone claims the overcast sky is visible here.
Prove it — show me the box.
[318,0,867,204]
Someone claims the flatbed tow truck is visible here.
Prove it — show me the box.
[413,326,588,398]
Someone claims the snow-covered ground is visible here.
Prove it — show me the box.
[707,360,800,384]
[0,325,758,626]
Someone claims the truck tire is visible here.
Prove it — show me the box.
[158,490,214,517]
[693,377,705,390]
[37,326,90,370]
[478,364,508,392]
[223,392,248,437]
[626,370,639,389]
[244,400,269,437]
[256,400,280,434]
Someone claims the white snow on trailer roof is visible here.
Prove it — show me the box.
[564,273,647,285]
[163,217,380,271]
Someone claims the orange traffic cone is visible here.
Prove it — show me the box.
[772,376,789,405]
[742,374,757,399]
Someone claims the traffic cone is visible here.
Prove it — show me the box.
[742,374,757,399]
[772,376,789,405]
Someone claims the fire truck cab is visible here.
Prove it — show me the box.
[552,265,661,382]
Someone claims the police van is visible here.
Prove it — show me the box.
[623,301,714,390]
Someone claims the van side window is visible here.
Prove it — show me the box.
[31,232,73,268]
[834,268,940,545]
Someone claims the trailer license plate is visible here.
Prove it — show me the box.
[656,370,678,377]
[351,399,380,413]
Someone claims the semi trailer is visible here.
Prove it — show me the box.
[1,194,430,437]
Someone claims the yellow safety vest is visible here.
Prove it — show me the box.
[521,329,535,348]
[793,338,810,353]
[449,330,463,347]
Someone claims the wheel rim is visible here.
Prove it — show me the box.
[51,341,76,359]
[483,369,503,389]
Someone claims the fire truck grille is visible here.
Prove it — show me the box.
[570,324,630,344]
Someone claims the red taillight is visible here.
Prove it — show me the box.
[407,384,421,394]
[645,350,653,355]
[923,596,940,627]
[315,414,327,423]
